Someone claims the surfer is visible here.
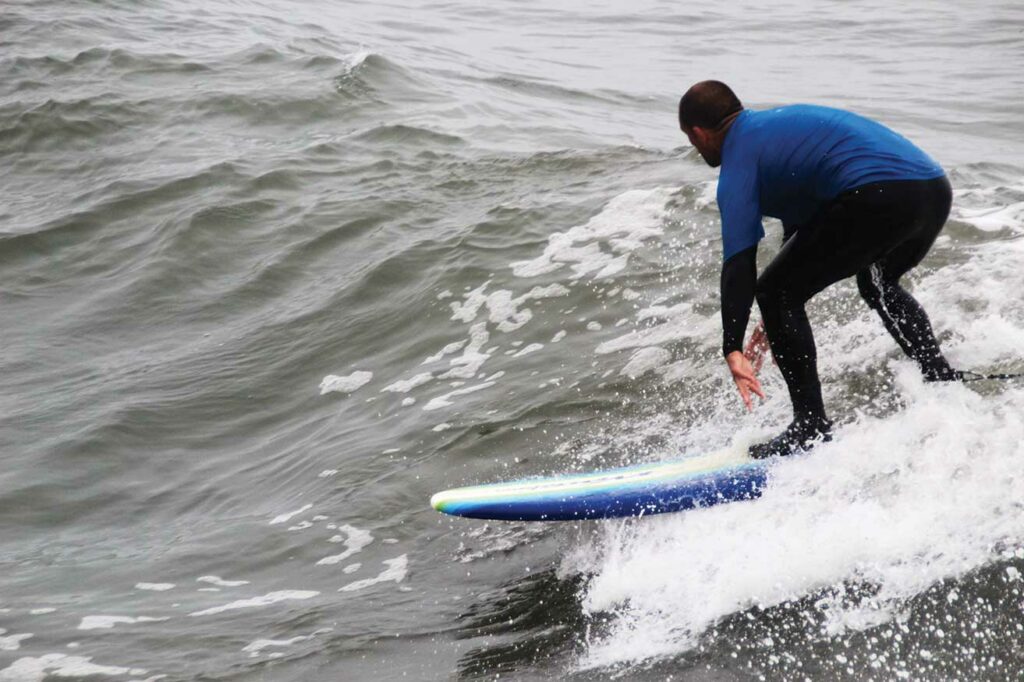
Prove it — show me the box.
[678,80,961,459]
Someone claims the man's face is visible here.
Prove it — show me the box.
[682,125,721,168]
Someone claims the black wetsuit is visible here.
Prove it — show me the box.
[722,176,956,424]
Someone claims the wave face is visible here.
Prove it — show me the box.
[2,0,1023,679]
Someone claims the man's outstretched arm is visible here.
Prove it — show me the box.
[720,244,764,409]
[721,244,757,355]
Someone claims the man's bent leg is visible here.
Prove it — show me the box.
[854,177,957,381]
[750,281,834,459]
[856,264,958,381]
[748,220,868,458]
[755,283,826,422]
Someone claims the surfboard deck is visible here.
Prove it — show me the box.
[430,448,768,521]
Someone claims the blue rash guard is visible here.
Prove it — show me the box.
[717,105,945,261]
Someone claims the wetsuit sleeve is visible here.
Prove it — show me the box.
[720,244,757,356]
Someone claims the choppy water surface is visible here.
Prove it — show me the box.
[2,0,1024,679]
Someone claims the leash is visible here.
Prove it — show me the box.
[960,370,1024,382]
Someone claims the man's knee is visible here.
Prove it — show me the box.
[755,275,793,316]
[856,269,883,310]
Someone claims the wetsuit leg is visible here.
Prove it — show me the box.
[755,176,953,427]
[754,207,872,425]
[854,177,956,380]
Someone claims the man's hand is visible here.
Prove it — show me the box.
[726,350,765,411]
[744,321,771,374]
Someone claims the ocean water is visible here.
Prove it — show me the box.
[2,0,1024,679]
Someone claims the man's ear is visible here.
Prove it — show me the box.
[691,126,713,146]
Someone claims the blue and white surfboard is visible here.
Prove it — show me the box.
[430,449,768,521]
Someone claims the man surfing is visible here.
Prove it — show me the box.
[678,80,961,459]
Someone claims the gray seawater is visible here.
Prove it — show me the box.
[3,0,1024,679]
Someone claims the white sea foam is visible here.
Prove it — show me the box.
[511,188,672,279]
[28,608,56,615]
[569,230,1024,669]
[241,628,332,659]
[134,583,174,592]
[448,283,570,332]
[694,179,718,210]
[619,346,672,379]
[954,202,1024,232]
[422,340,467,365]
[0,654,148,681]
[189,591,318,617]
[596,301,717,355]
[438,322,490,379]
[197,576,249,587]
[382,372,433,393]
[913,239,1024,367]
[950,187,1024,234]
[343,563,361,574]
[575,375,1024,667]
[317,525,373,566]
[317,469,339,478]
[621,288,641,301]
[422,381,495,411]
[339,555,408,592]
[340,49,371,75]
[551,330,567,343]
[656,358,698,384]
[512,343,543,358]
[318,371,373,395]
[243,635,305,658]
[0,629,32,651]
[270,504,312,525]
[78,616,168,631]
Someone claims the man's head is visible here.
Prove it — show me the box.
[678,80,743,167]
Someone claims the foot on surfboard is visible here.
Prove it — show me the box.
[749,417,833,459]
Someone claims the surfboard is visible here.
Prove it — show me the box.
[430,448,768,521]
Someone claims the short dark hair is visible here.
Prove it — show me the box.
[678,81,743,129]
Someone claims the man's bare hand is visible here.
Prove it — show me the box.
[726,350,765,411]
[743,321,772,375]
